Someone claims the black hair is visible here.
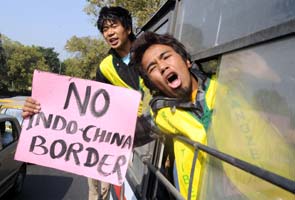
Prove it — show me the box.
[130,32,191,94]
[97,6,136,41]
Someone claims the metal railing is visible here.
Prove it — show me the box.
[134,134,295,200]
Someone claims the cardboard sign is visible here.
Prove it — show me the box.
[15,70,141,185]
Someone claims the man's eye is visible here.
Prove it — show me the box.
[163,55,171,60]
[148,66,156,74]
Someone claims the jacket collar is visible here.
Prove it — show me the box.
[108,48,121,59]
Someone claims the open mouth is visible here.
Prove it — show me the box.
[168,74,177,82]
[167,73,181,89]
[109,38,118,45]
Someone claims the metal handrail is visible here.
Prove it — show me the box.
[135,134,295,200]
[143,159,185,200]
[175,135,295,194]
[133,147,185,199]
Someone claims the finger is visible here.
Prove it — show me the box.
[22,111,35,119]
[23,104,40,113]
[24,102,41,111]
[22,97,42,119]
[23,97,41,111]
[25,97,40,106]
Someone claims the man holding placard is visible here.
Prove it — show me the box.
[22,6,153,200]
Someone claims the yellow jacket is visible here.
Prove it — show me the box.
[96,50,148,115]
[150,68,217,199]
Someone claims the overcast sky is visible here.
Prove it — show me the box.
[0,0,99,60]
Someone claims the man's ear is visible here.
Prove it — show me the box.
[127,28,131,35]
[187,60,192,68]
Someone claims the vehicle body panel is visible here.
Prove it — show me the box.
[0,114,26,198]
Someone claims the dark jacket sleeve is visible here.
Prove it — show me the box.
[133,114,160,147]
[95,67,111,84]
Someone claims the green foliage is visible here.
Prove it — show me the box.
[37,47,61,73]
[6,45,50,91]
[1,1,164,93]
[2,34,52,92]
[84,0,165,28]
[63,58,84,78]
[64,36,108,79]
[0,34,8,91]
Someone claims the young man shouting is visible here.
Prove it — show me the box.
[131,32,217,199]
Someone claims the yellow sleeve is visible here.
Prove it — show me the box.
[153,107,207,199]
[154,108,207,144]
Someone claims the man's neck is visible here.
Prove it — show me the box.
[189,76,198,102]
[115,40,132,58]
[192,76,199,93]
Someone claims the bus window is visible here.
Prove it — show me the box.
[175,0,295,56]
[202,36,295,199]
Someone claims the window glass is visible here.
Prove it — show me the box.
[175,0,295,55]
[128,142,155,193]
[202,37,295,199]
[154,20,169,34]
[143,13,170,34]
[1,108,23,125]
[0,120,15,148]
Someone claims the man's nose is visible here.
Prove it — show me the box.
[159,61,168,74]
[106,28,114,36]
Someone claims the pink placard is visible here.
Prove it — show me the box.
[15,70,141,185]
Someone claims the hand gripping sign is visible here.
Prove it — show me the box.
[15,70,141,186]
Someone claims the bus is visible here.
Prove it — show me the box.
[111,0,295,199]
